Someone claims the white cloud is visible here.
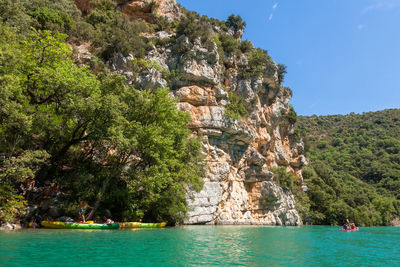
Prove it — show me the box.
[357,24,367,30]
[363,0,400,13]
[269,13,273,21]
[269,2,278,21]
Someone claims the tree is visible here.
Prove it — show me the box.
[287,105,297,124]
[0,27,101,223]
[67,80,205,223]
[277,64,287,84]
[226,14,246,34]
[0,27,205,224]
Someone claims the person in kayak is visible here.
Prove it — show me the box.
[78,201,92,223]
[342,218,351,230]
[105,218,114,224]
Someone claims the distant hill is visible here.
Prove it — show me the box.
[297,109,400,226]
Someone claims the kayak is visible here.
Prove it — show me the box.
[341,227,359,231]
[119,222,167,228]
[119,222,141,229]
[41,221,120,229]
[41,221,166,229]
[140,222,166,228]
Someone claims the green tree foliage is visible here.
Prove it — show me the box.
[287,105,297,124]
[0,26,102,222]
[218,33,240,55]
[0,0,80,35]
[272,167,295,190]
[28,6,74,32]
[238,48,275,79]
[177,10,211,44]
[0,0,149,60]
[277,64,287,84]
[240,39,254,53]
[297,109,400,226]
[85,0,149,59]
[226,14,246,33]
[0,26,204,224]
[225,92,248,121]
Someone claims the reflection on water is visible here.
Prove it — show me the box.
[0,226,399,266]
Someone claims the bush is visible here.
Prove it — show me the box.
[287,105,297,124]
[277,64,287,84]
[0,0,80,35]
[86,0,149,59]
[0,183,26,223]
[206,16,228,32]
[272,167,295,190]
[240,39,253,53]
[153,16,172,32]
[226,14,246,33]
[28,6,74,32]
[177,11,210,43]
[218,33,240,55]
[225,92,248,120]
[247,48,274,78]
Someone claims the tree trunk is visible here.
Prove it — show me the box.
[85,176,111,221]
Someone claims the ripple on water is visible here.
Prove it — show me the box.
[0,226,399,266]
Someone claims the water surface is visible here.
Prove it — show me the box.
[0,226,399,266]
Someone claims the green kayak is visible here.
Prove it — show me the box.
[41,221,120,229]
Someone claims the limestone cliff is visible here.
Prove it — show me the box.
[77,0,307,225]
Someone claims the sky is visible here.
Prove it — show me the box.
[177,0,400,116]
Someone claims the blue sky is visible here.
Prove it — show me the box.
[177,0,400,115]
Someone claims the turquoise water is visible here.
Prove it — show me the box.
[0,226,399,266]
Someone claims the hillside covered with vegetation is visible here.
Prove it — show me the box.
[297,109,400,226]
[0,0,290,226]
[0,0,208,225]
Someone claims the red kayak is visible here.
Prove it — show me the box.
[341,227,359,231]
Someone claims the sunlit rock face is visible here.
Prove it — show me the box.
[77,1,307,225]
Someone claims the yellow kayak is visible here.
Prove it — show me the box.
[119,222,167,228]
[140,222,167,228]
[119,222,141,229]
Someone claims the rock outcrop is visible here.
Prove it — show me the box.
[0,223,22,231]
[79,1,307,226]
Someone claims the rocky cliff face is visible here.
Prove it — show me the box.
[77,0,307,225]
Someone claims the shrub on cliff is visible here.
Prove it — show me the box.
[218,33,240,55]
[226,14,246,34]
[277,64,287,85]
[287,105,297,124]
[272,167,295,190]
[28,6,74,32]
[0,0,80,35]
[225,92,248,121]
[86,0,150,59]
[240,39,254,53]
[177,11,210,44]
[238,48,275,79]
